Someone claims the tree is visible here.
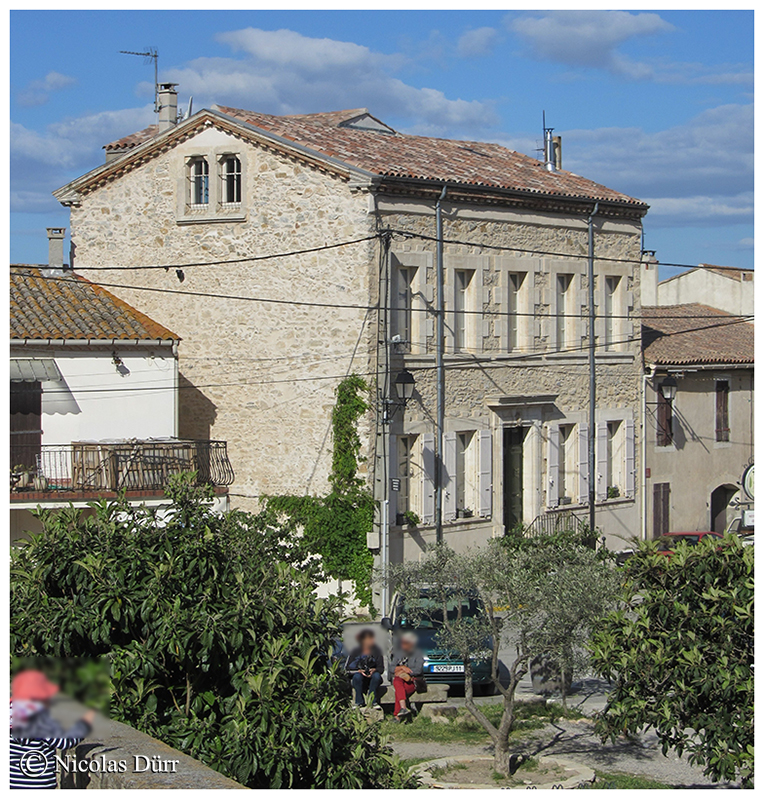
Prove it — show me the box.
[589,534,754,787]
[388,533,618,776]
[265,375,376,608]
[10,475,415,789]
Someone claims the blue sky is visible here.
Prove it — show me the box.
[11,10,753,273]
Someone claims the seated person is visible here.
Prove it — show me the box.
[388,631,425,720]
[344,629,384,708]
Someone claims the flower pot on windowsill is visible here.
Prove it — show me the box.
[606,486,621,500]
[456,509,474,519]
[558,496,572,506]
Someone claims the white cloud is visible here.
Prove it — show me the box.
[736,237,755,250]
[161,27,497,136]
[560,103,752,227]
[17,71,77,107]
[457,27,499,58]
[509,11,751,85]
[10,106,154,212]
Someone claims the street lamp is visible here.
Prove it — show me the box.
[660,376,678,402]
[394,369,416,404]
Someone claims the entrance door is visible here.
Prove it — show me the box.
[653,482,670,539]
[710,484,737,533]
[503,427,525,532]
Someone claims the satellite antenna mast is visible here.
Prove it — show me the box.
[119,47,159,113]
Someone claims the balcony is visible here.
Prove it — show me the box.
[10,439,234,502]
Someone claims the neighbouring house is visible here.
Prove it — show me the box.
[642,260,754,317]
[53,84,650,604]
[642,304,754,539]
[10,228,234,543]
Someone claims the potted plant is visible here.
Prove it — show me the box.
[607,486,620,499]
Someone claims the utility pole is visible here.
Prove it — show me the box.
[435,186,447,544]
[587,202,600,533]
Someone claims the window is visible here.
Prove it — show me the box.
[189,158,209,206]
[556,274,573,351]
[606,421,624,496]
[715,380,730,442]
[454,269,474,352]
[604,276,620,350]
[657,390,673,446]
[507,272,524,351]
[220,156,242,205]
[394,266,416,350]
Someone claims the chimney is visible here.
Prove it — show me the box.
[47,227,65,268]
[641,251,659,307]
[543,127,556,172]
[157,83,179,132]
[553,136,562,170]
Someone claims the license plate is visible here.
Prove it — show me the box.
[432,664,463,673]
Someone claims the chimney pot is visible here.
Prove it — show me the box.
[46,227,65,269]
[158,82,179,132]
[553,135,562,170]
[543,127,557,172]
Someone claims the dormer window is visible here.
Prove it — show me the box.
[220,156,242,205]
[189,158,209,206]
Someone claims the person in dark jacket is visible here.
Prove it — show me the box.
[10,670,94,789]
[344,629,384,708]
[388,631,425,720]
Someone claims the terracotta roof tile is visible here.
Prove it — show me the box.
[102,107,645,207]
[642,304,753,366]
[10,267,179,342]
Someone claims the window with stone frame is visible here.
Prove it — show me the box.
[189,157,209,206]
[219,155,242,205]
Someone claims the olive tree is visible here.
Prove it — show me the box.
[590,534,754,786]
[389,533,619,777]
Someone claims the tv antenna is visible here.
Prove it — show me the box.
[120,47,159,113]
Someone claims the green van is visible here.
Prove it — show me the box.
[382,589,494,694]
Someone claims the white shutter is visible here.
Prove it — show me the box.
[478,430,492,518]
[577,423,589,504]
[443,432,457,522]
[422,432,436,525]
[624,418,636,500]
[596,421,608,502]
[547,424,559,508]
[389,434,399,528]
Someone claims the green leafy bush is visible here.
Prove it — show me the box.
[590,534,753,786]
[10,475,415,789]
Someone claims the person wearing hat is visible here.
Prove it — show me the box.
[388,631,425,721]
[10,669,94,789]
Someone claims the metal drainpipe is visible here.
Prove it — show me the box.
[435,185,448,544]
[587,202,599,533]
[642,366,655,540]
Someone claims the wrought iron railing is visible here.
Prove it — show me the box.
[10,439,234,494]
[524,508,589,538]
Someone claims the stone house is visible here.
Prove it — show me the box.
[642,304,754,538]
[53,85,650,601]
[10,227,233,543]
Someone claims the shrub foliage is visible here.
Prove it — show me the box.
[589,534,753,786]
[10,475,414,788]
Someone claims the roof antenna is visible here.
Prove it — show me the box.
[120,47,159,113]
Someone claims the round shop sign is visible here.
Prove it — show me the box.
[742,463,754,500]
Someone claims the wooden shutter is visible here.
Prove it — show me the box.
[624,418,636,500]
[657,393,672,446]
[388,434,399,528]
[716,381,730,442]
[422,432,436,525]
[547,424,559,508]
[443,431,457,522]
[596,421,608,502]
[653,482,670,539]
[577,423,589,504]
[478,430,492,518]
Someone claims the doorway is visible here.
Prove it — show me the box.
[503,427,525,533]
[710,484,737,533]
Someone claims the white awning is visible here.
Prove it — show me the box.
[10,358,63,383]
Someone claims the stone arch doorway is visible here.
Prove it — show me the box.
[710,484,738,533]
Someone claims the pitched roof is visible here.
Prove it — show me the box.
[659,264,754,286]
[642,304,753,366]
[95,106,646,209]
[10,267,179,342]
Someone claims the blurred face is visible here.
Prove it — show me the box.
[401,638,414,653]
[360,633,374,652]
